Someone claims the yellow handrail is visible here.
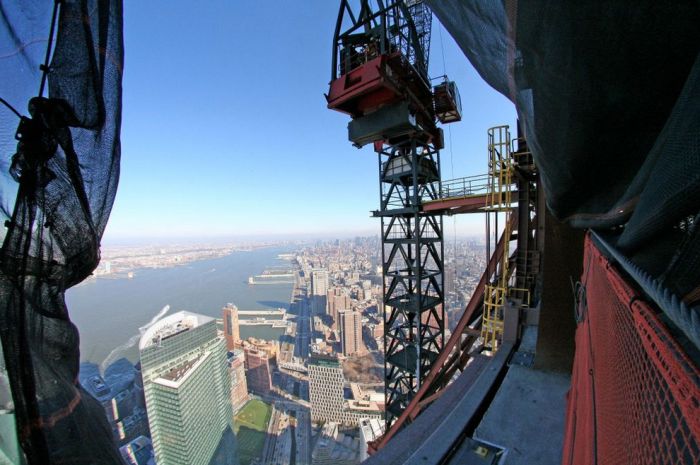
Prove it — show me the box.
[481,125,513,351]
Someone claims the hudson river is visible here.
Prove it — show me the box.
[66,247,295,366]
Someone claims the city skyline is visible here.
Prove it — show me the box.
[0,1,688,464]
[50,4,517,463]
[74,232,489,464]
[100,229,487,248]
[104,1,516,242]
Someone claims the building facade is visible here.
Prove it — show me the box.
[228,349,249,413]
[339,310,362,356]
[359,418,385,462]
[311,422,360,465]
[311,269,329,296]
[308,356,381,426]
[119,435,154,465]
[311,269,329,315]
[79,359,149,447]
[243,346,273,394]
[222,303,240,351]
[139,311,239,465]
[327,289,352,326]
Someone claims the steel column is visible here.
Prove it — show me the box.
[377,137,444,428]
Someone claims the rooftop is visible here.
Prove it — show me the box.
[360,418,385,442]
[161,356,202,382]
[138,311,214,350]
[153,352,209,389]
[346,399,383,413]
[308,354,340,368]
[312,422,360,463]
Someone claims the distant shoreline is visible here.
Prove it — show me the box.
[69,246,297,364]
[79,244,282,286]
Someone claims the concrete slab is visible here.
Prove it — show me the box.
[474,365,570,465]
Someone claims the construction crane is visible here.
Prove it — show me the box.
[326,0,462,429]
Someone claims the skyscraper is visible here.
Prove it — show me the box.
[308,356,382,426]
[222,303,240,351]
[139,311,239,465]
[119,435,154,465]
[308,356,346,424]
[358,418,385,462]
[311,269,329,315]
[339,310,362,356]
[327,288,352,325]
[79,359,149,447]
[228,349,249,414]
[311,269,329,296]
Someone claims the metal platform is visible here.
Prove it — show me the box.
[422,193,489,214]
[364,353,494,465]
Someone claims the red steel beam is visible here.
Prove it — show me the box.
[422,194,488,213]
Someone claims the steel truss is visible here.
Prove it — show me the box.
[375,136,444,427]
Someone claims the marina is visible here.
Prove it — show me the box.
[238,309,286,317]
[239,318,289,328]
[248,267,296,285]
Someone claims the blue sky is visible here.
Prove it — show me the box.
[105,1,516,243]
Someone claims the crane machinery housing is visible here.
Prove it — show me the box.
[326,0,463,429]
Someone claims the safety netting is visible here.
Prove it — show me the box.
[426,1,700,463]
[427,1,700,346]
[563,235,700,465]
[0,1,124,464]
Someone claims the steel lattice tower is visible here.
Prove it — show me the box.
[326,0,461,429]
[375,138,444,426]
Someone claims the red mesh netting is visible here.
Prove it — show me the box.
[563,235,700,465]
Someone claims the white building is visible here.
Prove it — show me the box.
[308,356,381,426]
[311,269,329,296]
[359,418,385,462]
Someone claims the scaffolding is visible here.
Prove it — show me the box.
[482,125,514,351]
[368,124,542,453]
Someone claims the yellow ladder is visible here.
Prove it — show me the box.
[482,126,513,351]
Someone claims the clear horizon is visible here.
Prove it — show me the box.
[100,229,487,248]
[102,1,516,242]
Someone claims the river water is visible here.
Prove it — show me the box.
[66,247,295,366]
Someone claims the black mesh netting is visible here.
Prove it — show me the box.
[427,0,700,346]
[0,1,124,463]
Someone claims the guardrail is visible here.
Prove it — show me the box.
[438,174,491,200]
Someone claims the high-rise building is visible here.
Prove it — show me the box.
[339,310,362,356]
[244,337,279,359]
[119,435,154,465]
[139,311,239,465]
[311,422,360,465]
[222,303,240,351]
[326,288,352,325]
[243,346,273,394]
[79,359,149,447]
[308,356,346,425]
[326,290,336,322]
[228,349,249,414]
[308,356,383,426]
[311,269,328,295]
[311,269,329,315]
